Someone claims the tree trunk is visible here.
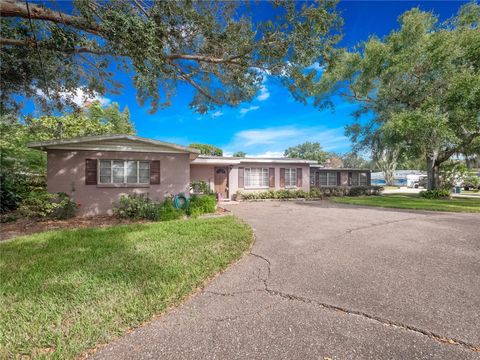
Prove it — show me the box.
[426,155,440,190]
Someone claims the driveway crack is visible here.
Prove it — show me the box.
[247,250,479,353]
[345,217,418,234]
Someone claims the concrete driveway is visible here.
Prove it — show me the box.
[93,201,480,359]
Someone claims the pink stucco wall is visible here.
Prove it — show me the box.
[229,163,311,199]
[190,165,215,192]
[47,150,190,216]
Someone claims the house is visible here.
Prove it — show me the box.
[29,134,372,216]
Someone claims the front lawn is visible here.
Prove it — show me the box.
[0,216,253,359]
[331,194,480,213]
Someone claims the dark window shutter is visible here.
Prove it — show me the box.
[348,172,353,186]
[238,167,244,188]
[85,159,97,185]
[269,168,275,187]
[150,160,160,184]
[280,168,285,188]
[366,171,371,185]
[336,172,341,186]
[297,168,302,187]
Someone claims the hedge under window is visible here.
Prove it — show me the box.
[245,168,269,188]
[99,160,150,184]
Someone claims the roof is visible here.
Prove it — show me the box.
[310,165,371,171]
[28,134,201,159]
[192,155,317,165]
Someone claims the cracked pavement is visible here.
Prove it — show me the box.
[93,201,480,359]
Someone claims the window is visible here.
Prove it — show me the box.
[99,160,150,184]
[245,168,269,188]
[285,168,297,187]
[327,172,337,186]
[351,172,368,186]
[318,171,337,186]
[319,172,327,186]
[359,172,367,185]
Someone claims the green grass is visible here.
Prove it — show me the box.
[331,194,480,213]
[0,216,253,359]
[462,190,480,195]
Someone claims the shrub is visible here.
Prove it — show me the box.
[309,187,323,198]
[190,180,212,195]
[0,172,46,213]
[18,191,77,220]
[113,193,152,219]
[462,175,480,191]
[113,194,184,221]
[51,192,78,219]
[238,189,312,200]
[318,186,383,197]
[156,200,184,221]
[186,194,217,217]
[0,213,17,223]
[420,189,451,199]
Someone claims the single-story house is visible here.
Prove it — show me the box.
[29,135,371,216]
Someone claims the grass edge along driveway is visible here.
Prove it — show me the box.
[0,216,253,359]
[331,194,480,213]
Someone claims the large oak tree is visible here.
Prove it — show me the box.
[312,2,480,190]
[0,0,341,115]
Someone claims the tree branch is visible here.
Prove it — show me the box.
[0,37,106,55]
[166,54,242,65]
[0,0,101,35]
[132,0,149,17]
[169,61,222,105]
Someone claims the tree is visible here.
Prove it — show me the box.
[374,146,400,186]
[233,151,246,157]
[341,152,370,168]
[26,101,135,140]
[0,101,135,211]
[190,143,223,156]
[314,3,480,190]
[324,152,343,168]
[0,0,341,115]
[284,141,328,164]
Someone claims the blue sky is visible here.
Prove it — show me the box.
[40,1,468,157]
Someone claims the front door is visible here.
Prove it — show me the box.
[214,167,228,199]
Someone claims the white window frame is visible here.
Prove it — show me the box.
[351,172,359,186]
[245,167,269,189]
[359,172,368,186]
[327,172,337,186]
[351,172,368,186]
[318,172,328,186]
[285,168,297,188]
[98,160,150,185]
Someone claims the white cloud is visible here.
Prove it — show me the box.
[236,127,302,146]
[306,62,325,72]
[239,105,260,117]
[246,151,284,158]
[256,85,270,101]
[223,125,349,157]
[36,87,111,107]
[211,110,224,118]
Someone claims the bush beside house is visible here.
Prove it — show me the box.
[113,193,217,221]
[17,191,78,220]
[237,186,383,201]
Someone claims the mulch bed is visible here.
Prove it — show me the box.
[0,216,146,241]
[1,207,230,241]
